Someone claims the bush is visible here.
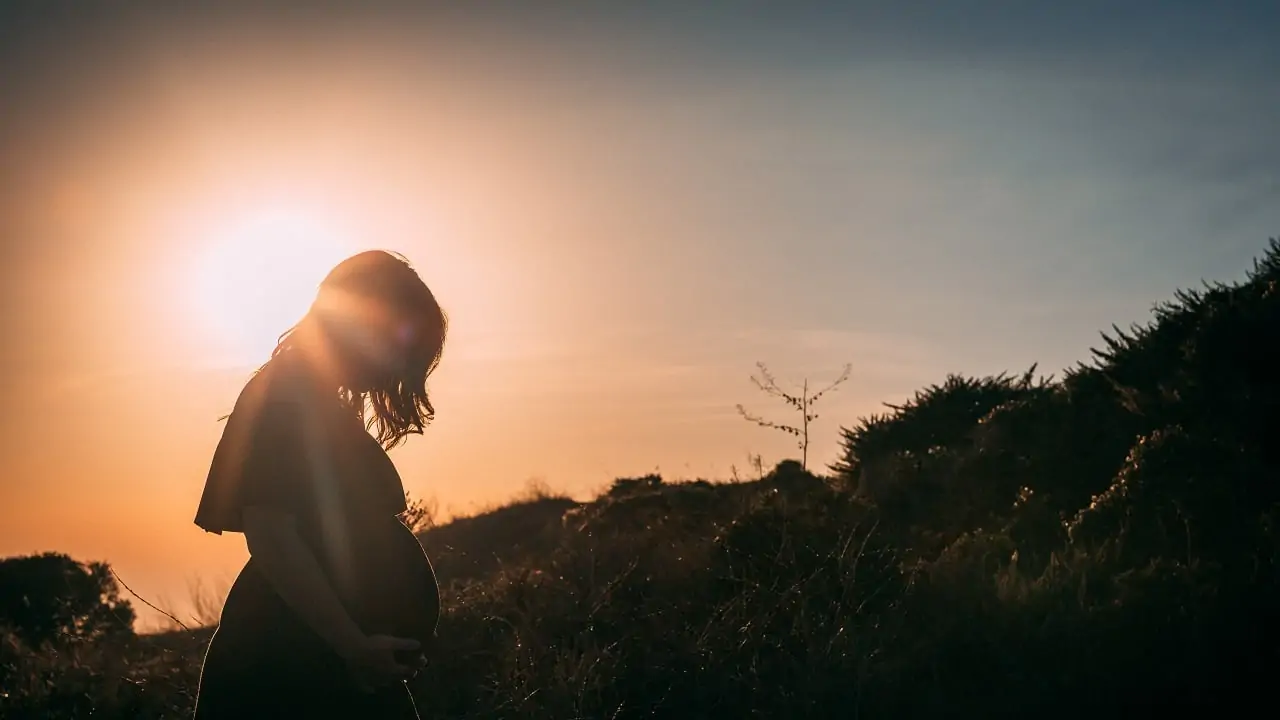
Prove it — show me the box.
[0,553,134,648]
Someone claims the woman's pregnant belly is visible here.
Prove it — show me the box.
[336,517,441,652]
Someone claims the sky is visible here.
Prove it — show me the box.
[1,0,1277,628]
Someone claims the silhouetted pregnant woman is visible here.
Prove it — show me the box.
[192,251,446,718]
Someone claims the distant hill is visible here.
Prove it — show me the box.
[417,464,825,585]
[418,494,580,584]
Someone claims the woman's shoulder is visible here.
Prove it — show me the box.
[195,358,317,534]
[230,354,326,421]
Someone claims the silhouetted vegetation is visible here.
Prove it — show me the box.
[5,240,1280,718]
[0,553,135,648]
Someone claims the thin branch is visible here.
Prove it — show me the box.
[736,404,802,435]
[110,567,191,632]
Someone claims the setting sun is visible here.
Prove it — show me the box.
[190,206,359,367]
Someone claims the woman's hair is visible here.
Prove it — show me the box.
[264,249,448,449]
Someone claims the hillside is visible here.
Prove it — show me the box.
[4,239,1280,718]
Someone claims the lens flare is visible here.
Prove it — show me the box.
[191,206,357,366]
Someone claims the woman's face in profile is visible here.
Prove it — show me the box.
[329,298,418,387]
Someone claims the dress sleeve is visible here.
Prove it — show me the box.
[194,377,313,534]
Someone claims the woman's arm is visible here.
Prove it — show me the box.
[242,505,368,659]
[242,506,423,689]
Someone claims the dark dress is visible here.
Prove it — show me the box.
[191,355,441,719]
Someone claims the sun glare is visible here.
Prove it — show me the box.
[192,207,358,367]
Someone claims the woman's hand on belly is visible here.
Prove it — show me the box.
[344,634,427,692]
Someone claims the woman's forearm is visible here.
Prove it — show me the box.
[242,507,365,659]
